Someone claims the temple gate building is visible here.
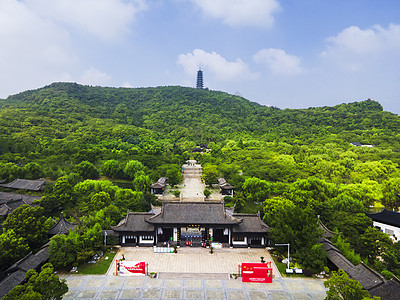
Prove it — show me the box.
[111,201,270,248]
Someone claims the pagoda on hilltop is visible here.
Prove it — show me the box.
[196,69,203,89]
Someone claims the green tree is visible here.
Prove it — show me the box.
[202,164,218,186]
[49,234,77,268]
[124,160,144,179]
[382,177,400,210]
[165,164,183,187]
[132,174,151,193]
[23,162,43,179]
[80,191,112,213]
[114,188,143,211]
[0,229,30,271]
[3,263,68,300]
[331,234,361,265]
[103,159,122,179]
[75,160,99,179]
[3,205,49,249]
[297,243,327,272]
[357,227,393,263]
[264,197,321,255]
[324,269,372,300]
[242,177,272,203]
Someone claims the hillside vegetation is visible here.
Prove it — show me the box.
[1,82,400,279]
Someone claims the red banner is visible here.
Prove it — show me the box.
[241,263,273,283]
[117,261,146,276]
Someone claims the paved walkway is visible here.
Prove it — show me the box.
[107,247,280,277]
[180,161,205,201]
[61,275,327,299]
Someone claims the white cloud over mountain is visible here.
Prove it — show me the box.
[253,48,302,75]
[191,0,280,28]
[177,49,258,81]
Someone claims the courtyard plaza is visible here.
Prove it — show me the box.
[60,247,327,299]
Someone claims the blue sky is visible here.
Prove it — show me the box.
[1,0,400,114]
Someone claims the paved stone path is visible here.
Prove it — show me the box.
[61,275,327,299]
[180,161,205,201]
[107,247,280,277]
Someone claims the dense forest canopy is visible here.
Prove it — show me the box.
[1,82,400,280]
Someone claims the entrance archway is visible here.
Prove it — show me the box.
[181,227,205,247]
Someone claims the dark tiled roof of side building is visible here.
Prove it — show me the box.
[232,214,270,233]
[0,270,26,298]
[0,179,46,191]
[321,239,386,291]
[6,243,50,274]
[150,177,168,189]
[370,276,400,300]
[0,192,41,216]
[111,212,155,232]
[365,209,400,228]
[0,243,50,298]
[48,213,77,236]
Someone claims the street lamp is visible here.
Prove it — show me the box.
[274,243,290,270]
[104,230,107,246]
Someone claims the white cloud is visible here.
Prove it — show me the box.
[177,49,257,81]
[80,67,112,86]
[24,0,148,40]
[253,48,302,75]
[191,0,280,28]
[321,24,400,72]
[0,0,78,97]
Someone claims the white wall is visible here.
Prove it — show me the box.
[374,221,400,241]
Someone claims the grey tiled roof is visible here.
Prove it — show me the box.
[321,239,355,271]
[111,212,155,232]
[218,178,234,189]
[347,263,386,290]
[0,270,26,298]
[370,276,400,300]
[147,201,241,225]
[6,243,50,273]
[0,179,46,191]
[321,239,385,291]
[150,177,168,189]
[318,219,335,239]
[366,209,400,228]
[232,214,270,233]
[0,192,41,216]
[48,213,77,236]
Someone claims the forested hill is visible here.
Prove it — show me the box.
[2,82,399,145]
[2,82,400,282]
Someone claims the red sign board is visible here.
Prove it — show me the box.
[117,260,146,276]
[241,263,273,283]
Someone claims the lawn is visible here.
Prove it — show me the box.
[271,255,307,278]
[76,251,116,275]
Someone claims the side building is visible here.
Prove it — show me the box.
[365,209,400,241]
[111,201,270,248]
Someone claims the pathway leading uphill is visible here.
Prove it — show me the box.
[180,160,205,201]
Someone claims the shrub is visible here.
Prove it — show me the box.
[172,190,180,197]
[381,269,394,280]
